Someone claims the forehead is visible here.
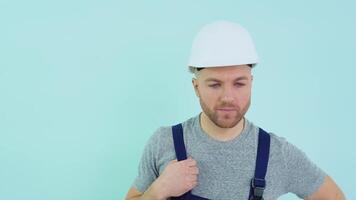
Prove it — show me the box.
[198,65,251,81]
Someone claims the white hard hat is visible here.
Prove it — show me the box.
[188,20,259,69]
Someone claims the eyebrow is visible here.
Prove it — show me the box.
[204,77,249,83]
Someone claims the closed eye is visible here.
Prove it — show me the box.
[208,84,220,88]
[235,83,246,87]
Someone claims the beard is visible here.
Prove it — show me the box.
[199,97,251,128]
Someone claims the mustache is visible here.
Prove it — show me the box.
[216,102,237,109]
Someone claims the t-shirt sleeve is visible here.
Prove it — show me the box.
[282,140,327,199]
[131,129,160,193]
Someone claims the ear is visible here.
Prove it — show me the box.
[249,75,254,87]
[192,78,200,97]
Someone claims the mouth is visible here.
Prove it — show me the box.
[216,108,236,111]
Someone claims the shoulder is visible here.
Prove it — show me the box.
[257,130,291,171]
[145,126,173,151]
[266,131,288,147]
[257,128,308,170]
[146,116,197,154]
[264,130,327,197]
[268,132,312,165]
[266,131,301,157]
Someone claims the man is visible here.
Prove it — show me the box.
[125,21,345,199]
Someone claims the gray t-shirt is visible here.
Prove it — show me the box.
[132,114,326,199]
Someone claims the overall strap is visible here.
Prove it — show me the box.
[172,123,188,161]
[171,124,211,200]
[171,123,192,199]
[249,128,271,200]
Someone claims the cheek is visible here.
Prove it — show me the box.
[236,89,251,103]
[199,88,219,104]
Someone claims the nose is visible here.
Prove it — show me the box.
[220,86,235,103]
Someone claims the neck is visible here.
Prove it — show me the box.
[199,112,245,142]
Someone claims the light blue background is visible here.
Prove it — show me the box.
[0,1,355,199]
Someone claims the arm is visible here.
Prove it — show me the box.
[125,179,167,200]
[126,158,199,200]
[305,176,345,200]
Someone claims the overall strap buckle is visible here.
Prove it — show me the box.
[250,178,265,200]
[248,128,270,200]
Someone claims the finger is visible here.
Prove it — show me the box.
[185,159,197,167]
[185,156,194,162]
[189,167,199,175]
[178,157,193,164]
[169,159,178,164]
[189,181,198,189]
[189,175,198,182]
[182,156,196,162]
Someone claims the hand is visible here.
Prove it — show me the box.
[155,157,199,198]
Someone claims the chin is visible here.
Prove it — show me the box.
[215,120,239,128]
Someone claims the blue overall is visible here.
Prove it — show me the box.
[171,123,270,200]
